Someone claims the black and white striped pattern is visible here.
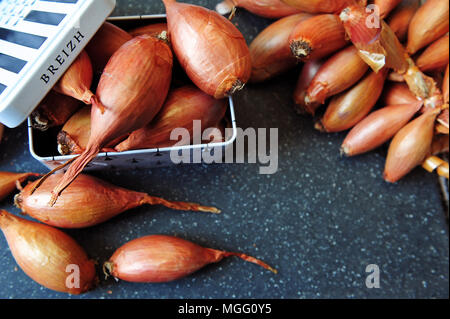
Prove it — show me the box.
[0,0,78,98]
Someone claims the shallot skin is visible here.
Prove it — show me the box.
[104,235,276,283]
[416,35,449,73]
[16,174,220,228]
[163,0,251,99]
[0,210,96,294]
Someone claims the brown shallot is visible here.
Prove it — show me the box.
[387,0,420,42]
[384,110,440,183]
[416,35,449,73]
[216,0,301,19]
[0,171,39,201]
[249,13,312,83]
[85,22,132,75]
[293,59,323,115]
[381,83,420,106]
[317,69,388,133]
[0,210,96,294]
[15,173,220,229]
[115,86,227,152]
[56,107,125,155]
[36,35,173,205]
[31,91,80,131]
[53,50,95,105]
[443,64,449,104]
[406,0,449,55]
[103,235,276,283]
[305,46,368,105]
[163,0,251,99]
[289,14,347,61]
[341,102,423,156]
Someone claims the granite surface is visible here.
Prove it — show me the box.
[0,0,448,299]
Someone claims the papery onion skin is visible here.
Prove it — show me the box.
[340,5,409,74]
[15,174,220,229]
[406,0,449,54]
[249,13,312,83]
[0,172,39,201]
[163,0,251,99]
[387,0,420,42]
[31,91,80,131]
[416,35,449,73]
[103,235,276,283]
[384,110,440,183]
[85,22,132,75]
[280,0,365,13]
[216,0,301,19]
[53,50,95,105]
[0,210,96,294]
[293,59,323,115]
[129,23,168,37]
[305,46,368,105]
[318,69,388,133]
[289,14,347,62]
[342,102,423,156]
[48,35,173,204]
[115,86,227,152]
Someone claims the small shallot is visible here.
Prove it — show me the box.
[163,0,251,99]
[115,86,227,151]
[103,235,277,283]
[381,83,420,106]
[0,171,39,201]
[31,91,80,131]
[305,46,368,105]
[85,22,132,75]
[416,35,449,73]
[341,102,423,156]
[384,110,440,183]
[289,14,347,61]
[293,59,323,115]
[216,0,301,19]
[53,50,95,105]
[0,210,96,294]
[15,173,220,229]
[406,0,449,54]
[249,13,312,83]
[387,0,420,42]
[317,69,387,133]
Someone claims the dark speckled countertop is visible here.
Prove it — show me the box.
[0,0,448,299]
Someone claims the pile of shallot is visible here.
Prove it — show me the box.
[235,0,448,182]
[0,0,277,295]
